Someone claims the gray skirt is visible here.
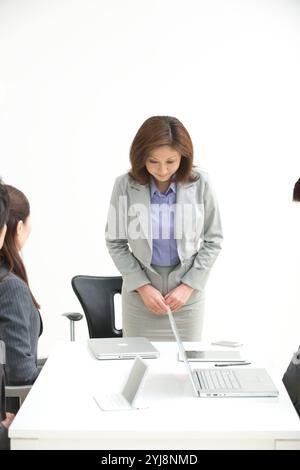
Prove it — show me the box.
[122,265,205,341]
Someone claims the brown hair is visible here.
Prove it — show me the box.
[129,116,198,184]
[293,178,300,202]
[0,185,40,309]
[0,178,9,229]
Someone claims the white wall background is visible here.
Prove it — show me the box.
[1,0,300,371]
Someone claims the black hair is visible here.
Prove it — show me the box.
[293,178,300,202]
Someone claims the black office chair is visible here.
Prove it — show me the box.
[64,275,123,339]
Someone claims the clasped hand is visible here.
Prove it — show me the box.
[137,283,194,315]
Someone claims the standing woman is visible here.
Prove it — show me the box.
[0,185,43,388]
[105,116,223,340]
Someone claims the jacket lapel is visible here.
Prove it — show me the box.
[175,180,197,240]
[128,180,153,254]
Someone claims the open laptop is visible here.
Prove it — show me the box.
[93,356,148,410]
[167,307,279,398]
[88,337,159,360]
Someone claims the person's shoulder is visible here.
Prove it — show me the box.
[190,166,212,187]
[114,172,138,190]
[192,166,210,181]
[113,171,130,184]
[0,269,28,295]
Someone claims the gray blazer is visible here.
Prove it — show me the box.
[0,266,42,386]
[105,168,223,293]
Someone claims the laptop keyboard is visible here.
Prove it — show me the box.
[195,369,241,390]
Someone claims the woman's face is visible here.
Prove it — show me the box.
[15,216,31,251]
[145,145,181,185]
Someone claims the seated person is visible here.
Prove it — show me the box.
[0,184,43,410]
[0,180,14,449]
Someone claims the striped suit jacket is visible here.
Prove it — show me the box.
[0,266,42,386]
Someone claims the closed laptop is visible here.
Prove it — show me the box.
[88,337,160,360]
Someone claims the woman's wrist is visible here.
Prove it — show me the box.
[137,284,151,293]
[181,283,194,292]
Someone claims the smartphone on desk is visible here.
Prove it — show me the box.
[180,350,243,362]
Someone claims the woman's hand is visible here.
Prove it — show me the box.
[137,284,169,315]
[164,283,194,312]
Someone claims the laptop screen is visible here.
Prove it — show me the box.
[121,356,148,404]
[166,307,199,396]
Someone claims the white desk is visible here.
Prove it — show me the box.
[9,341,300,450]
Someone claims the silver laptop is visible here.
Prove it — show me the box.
[93,356,148,411]
[88,337,159,360]
[167,307,279,398]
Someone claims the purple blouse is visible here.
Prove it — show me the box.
[150,178,180,266]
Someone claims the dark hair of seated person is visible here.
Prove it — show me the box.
[293,178,300,202]
[0,185,40,308]
[0,180,9,230]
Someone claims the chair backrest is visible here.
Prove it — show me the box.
[0,341,6,420]
[71,275,123,338]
